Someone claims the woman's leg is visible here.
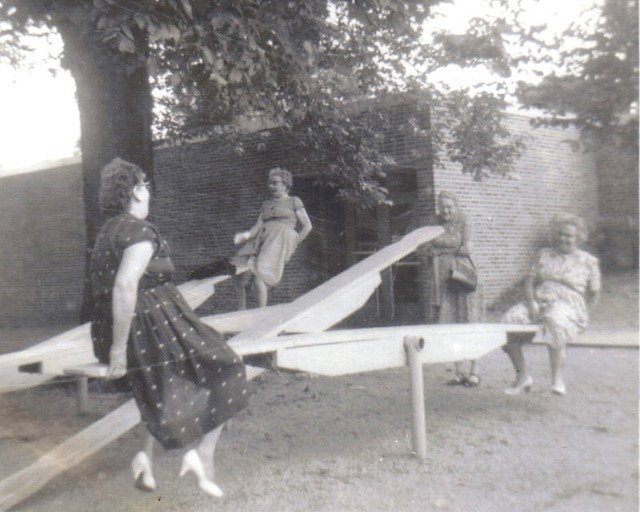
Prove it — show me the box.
[197,424,224,481]
[503,339,527,379]
[143,430,155,463]
[547,346,566,394]
[236,273,251,310]
[253,277,269,308]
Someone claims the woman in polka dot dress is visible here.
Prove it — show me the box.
[90,158,247,498]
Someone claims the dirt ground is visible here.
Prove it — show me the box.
[0,271,638,512]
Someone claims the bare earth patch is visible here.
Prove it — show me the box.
[0,270,637,511]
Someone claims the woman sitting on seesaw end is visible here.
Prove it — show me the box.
[90,158,248,498]
[231,167,312,309]
[502,213,601,396]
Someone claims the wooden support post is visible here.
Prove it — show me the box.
[404,335,427,461]
[76,376,89,415]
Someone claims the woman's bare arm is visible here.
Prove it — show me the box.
[295,207,312,244]
[234,214,263,245]
[109,241,154,379]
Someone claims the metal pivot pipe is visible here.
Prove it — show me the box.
[76,376,89,415]
[404,335,426,461]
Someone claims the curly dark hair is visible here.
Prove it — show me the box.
[99,158,146,213]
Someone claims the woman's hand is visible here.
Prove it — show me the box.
[526,300,541,321]
[234,231,251,245]
[107,346,127,379]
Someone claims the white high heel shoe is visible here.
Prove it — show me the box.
[504,375,533,396]
[179,449,224,498]
[131,451,157,491]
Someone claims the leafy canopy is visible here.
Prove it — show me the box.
[0,0,526,203]
[514,0,638,151]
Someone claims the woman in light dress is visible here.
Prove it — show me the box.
[232,167,312,309]
[502,213,601,396]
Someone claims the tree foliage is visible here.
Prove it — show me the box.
[514,0,638,152]
[0,0,525,207]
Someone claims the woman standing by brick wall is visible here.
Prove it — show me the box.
[422,191,483,386]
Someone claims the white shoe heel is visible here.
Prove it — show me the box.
[504,376,533,396]
[131,451,156,491]
[179,449,224,498]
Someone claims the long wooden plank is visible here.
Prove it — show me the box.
[201,272,382,335]
[0,399,140,511]
[0,277,223,377]
[228,226,443,353]
[0,364,264,512]
[231,323,538,358]
[272,324,535,375]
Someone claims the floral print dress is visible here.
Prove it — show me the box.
[503,247,601,351]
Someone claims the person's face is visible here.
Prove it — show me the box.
[268,175,288,197]
[439,198,456,222]
[133,177,151,215]
[557,224,578,254]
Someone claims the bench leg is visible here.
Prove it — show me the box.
[76,376,89,415]
[404,335,427,461]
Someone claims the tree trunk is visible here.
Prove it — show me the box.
[57,15,154,321]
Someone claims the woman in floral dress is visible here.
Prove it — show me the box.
[91,158,247,498]
[502,213,601,396]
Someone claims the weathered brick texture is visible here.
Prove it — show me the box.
[432,113,601,309]
[0,109,612,327]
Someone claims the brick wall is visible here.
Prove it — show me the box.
[0,108,606,327]
[0,164,86,327]
[432,113,601,308]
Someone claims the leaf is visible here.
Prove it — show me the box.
[209,72,227,85]
[210,16,225,30]
[122,25,134,42]
[202,47,215,66]
[180,0,193,19]
[228,67,243,83]
[117,36,136,54]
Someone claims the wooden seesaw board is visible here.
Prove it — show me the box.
[0,275,229,389]
[0,226,443,511]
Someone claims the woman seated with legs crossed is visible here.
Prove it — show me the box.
[502,213,601,396]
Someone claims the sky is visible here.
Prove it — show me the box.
[0,0,598,177]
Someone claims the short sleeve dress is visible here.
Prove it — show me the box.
[90,213,248,449]
[502,247,601,351]
[231,196,303,287]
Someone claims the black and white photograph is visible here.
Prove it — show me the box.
[0,1,637,510]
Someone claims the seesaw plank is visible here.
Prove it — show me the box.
[0,399,139,511]
[272,324,532,376]
[0,364,264,512]
[228,226,443,354]
[0,277,224,380]
[201,272,382,335]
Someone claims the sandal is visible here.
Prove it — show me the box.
[464,373,480,387]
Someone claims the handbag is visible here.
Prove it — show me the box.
[449,249,477,292]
